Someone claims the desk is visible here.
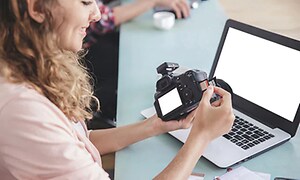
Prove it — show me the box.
[115,0,300,179]
[220,0,300,41]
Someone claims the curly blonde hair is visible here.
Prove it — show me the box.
[0,0,97,121]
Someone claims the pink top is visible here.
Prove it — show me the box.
[0,77,110,179]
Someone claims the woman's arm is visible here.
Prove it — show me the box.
[90,86,234,179]
[154,86,235,179]
[89,113,194,155]
[89,116,159,155]
[113,0,190,25]
[154,130,210,180]
[113,0,155,26]
[84,0,190,48]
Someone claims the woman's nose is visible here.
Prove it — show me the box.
[90,1,101,22]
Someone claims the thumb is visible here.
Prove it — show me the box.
[201,85,214,103]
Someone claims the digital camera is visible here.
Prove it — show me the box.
[154,62,232,121]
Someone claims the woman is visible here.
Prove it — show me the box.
[0,0,234,179]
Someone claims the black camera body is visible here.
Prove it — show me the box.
[154,62,227,121]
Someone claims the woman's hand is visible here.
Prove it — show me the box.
[153,86,234,180]
[152,0,190,19]
[147,85,234,138]
[147,110,195,135]
[190,85,235,141]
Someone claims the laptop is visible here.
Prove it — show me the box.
[141,19,300,168]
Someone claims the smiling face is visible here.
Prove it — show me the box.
[51,0,101,52]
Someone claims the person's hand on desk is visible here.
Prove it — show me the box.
[151,0,190,19]
[112,0,190,27]
[154,86,235,180]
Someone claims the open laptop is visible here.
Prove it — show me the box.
[142,19,300,168]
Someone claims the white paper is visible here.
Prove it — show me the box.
[140,106,156,118]
[254,172,271,180]
[188,175,205,180]
[219,166,270,180]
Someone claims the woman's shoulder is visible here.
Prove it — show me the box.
[0,78,49,109]
[0,78,71,126]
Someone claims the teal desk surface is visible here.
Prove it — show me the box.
[115,0,300,179]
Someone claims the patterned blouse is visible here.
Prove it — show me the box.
[83,1,116,48]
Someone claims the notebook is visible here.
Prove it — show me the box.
[141,19,300,168]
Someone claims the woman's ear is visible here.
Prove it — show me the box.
[26,0,45,23]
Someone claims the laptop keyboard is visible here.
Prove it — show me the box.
[223,115,275,150]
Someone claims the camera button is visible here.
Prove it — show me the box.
[183,88,193,100]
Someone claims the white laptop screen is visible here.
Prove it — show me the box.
[214,27,300,122]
